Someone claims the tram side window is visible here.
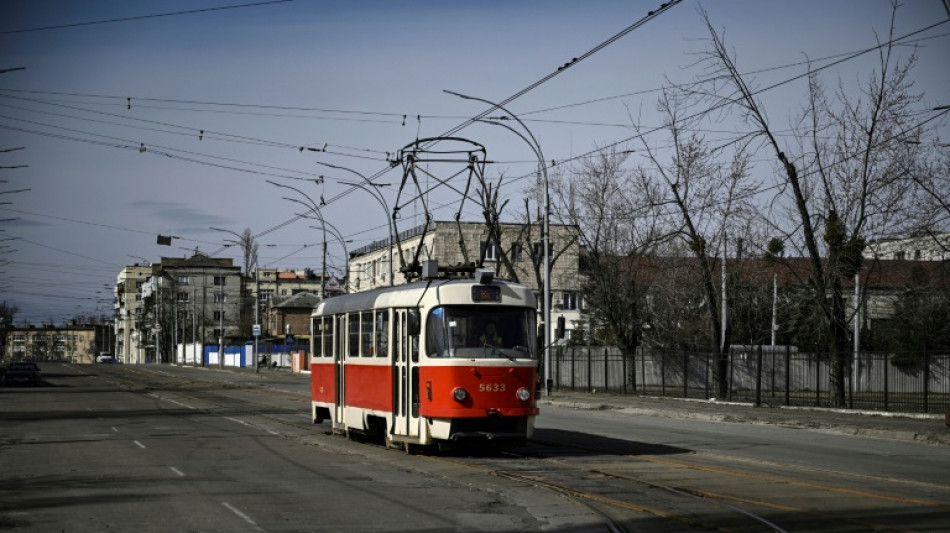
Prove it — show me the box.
[319,317,330,358]
[348,313,360,358]
[311,318,323,357]
[361,311,374,356]
[375,310,389,358]
[336,315,345,359]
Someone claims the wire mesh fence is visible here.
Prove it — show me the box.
[551,346,950,414]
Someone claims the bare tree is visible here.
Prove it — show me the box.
[698,4,935,404]
[238,227,259,276]
[631,89,757,397]
[0,301,17,326]
[476,173,520,282]
[551,146,668,354]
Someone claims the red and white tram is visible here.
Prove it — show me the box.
[309,269,539,450]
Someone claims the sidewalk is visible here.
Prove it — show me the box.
[540,391,950,446]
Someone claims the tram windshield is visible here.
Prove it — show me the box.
[426,306,537,359]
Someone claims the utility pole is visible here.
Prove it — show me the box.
[255,271,260,373]
[219,282,225,368]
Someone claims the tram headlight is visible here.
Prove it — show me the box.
[516,387,531,402]
[453,387,468,402]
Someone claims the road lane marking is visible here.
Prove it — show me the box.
[222,502,263,531]
[169,466,185,477]
[133,440,146,449]
[224,416,280,436]
[149,394,199,410]
[111,427,119,433]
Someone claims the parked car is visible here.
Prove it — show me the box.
[96,353,117,363]
[2,361,41,387]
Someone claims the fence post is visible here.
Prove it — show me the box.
[755,345,763,407]
[622,352,628,395]
[815,355,821,407]
[587,347,592,393]
[785,345,791,407]
[924,349,930,414]
[604,347,610,392]
[661,353,667,395]
[884,353,889,411]
[571,349,576,391]
[632,347,638,393]
[683,352,689,398]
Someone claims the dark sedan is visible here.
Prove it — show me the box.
[2,361,42,386]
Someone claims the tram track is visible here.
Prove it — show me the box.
[84,365,950,533]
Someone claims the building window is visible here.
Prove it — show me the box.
[481,241,499,261]
[177,292,189,302]
[511,243,523,262]
[177,276,191,285]
[894,251,905,260]
[213,311,225,321]
[214,293,226,303]
[560,292,581,311]
[213,276,226,286]
[533,242,553,263]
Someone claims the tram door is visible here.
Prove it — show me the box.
[333,314,346,429]
[392,309,419,440]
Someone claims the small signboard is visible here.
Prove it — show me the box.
[252,324,261,337]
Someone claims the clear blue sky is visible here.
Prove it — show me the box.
[1,0,947,324]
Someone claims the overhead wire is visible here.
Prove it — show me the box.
[0,0,295,34]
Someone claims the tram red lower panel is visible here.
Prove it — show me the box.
[419,365,538,419]
[344,364,392,412]
[310,362,335,404]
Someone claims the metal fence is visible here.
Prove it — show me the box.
[551,346,950,415]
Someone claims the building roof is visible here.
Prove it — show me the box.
[160,253,235,269]
[272,292,322,309]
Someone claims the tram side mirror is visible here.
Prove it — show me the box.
[407,309,421,336]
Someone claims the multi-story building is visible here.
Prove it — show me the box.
[2,323,112,363]
[263,291,320,345]
[252,268,328,338]
[150,253,245,363]
[347,220,585,342]
[866,232,950,261]
[114,264,152,364]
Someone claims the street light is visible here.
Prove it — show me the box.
[445,89,553,396]
[338,179,395,286]
[307,224,351,292]
[312,162,397,286]
[266,180,334,298]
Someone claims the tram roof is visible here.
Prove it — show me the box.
[314,277,530,315]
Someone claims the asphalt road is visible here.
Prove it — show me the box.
[2,362,948,532]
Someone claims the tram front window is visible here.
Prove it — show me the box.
[427,306,537,359]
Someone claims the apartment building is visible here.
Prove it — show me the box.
[2,323,111,364]
[866,232,950,261]
[114,264,152,364]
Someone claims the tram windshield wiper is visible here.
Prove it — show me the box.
[486,345,516,361]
